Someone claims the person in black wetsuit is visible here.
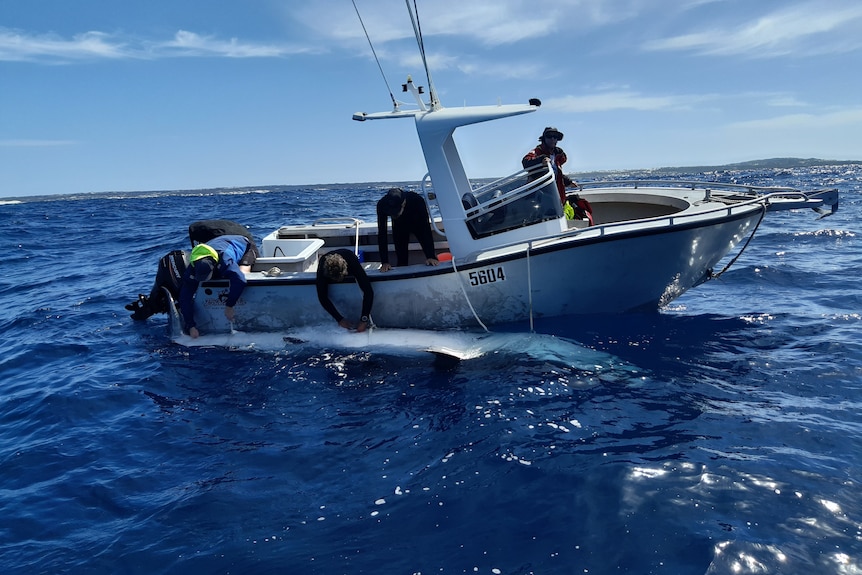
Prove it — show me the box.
[376,187,439,272]
[316,249,374,332]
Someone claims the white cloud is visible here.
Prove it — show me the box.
[156,31,313,58]
[644,3,862,57]
[0,28,312,62]
[456,59,548,81]
[765,95,808,108]
[545,90,708,113]
[420,4,558,46]
[297,0,656,48]
[0,29,128,62]
[728,107,862,131]
[0,139,77,147]
[397,48,550,81]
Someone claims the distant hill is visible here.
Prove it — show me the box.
[4,157,859,202]
[575,157,860,179]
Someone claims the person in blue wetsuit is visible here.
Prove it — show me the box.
[316,249,374,332]
[179,234,259,338]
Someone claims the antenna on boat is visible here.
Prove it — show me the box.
[351,0,399,112]
[406,0,439,110]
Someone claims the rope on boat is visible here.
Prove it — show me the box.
[449,256,490,333]
[448,244,535,334]
[527,243,535,333]
[351,0,398,111]
[711,202,767,279]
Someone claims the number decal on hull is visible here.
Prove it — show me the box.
[468,267,506,286]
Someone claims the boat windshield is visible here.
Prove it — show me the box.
[462,165,562,239]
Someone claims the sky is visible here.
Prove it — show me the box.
[2,0,862,197]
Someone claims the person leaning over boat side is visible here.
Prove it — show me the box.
[522,126,579,208]
[125,219,254,322]
[376,187,439,272]
[179,234,259,338]
[316,249,374,333]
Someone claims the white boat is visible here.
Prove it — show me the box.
[155,5,838,338]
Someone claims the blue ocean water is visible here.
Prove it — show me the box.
[1,165,860,574]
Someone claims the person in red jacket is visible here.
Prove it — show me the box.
[522,126,592,224]
[522,126,578,207]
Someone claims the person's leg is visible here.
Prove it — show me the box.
[392,222,410,266]
[238,242,259,274]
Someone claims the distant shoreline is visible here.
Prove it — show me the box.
[2,157,859,203]
[575,157,861,179]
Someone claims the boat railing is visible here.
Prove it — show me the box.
[465,164,556,216]
[576,179,837,215]
[576,179,806,198]
[459,186,829,261]
[539,189,822,247]
[311,217,365,226]
[420,172,446,237]
[461,164,562,238]
[417,164,562,239]
[311,217,364,256]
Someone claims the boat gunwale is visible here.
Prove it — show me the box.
[268,183,776,257]
[240,204,763,287]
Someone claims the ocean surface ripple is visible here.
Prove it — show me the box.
[1,166,861,574]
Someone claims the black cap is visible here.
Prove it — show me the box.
[383,188,405,216]
[193,258,215,282]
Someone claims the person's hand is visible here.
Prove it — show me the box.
[426,258,439,266]
[380,263,392,272]
[224,306,235,322]
[357,321,368,333]
[338,318,354,330]
[189,326,200,339]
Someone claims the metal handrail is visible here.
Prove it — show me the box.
[419,172,446,237]
[311,217,365,226]
[465,164,556,218]
[537,190,810,247]
[312,217,363,256]
[457,189,810,262]
[575,179,805,196]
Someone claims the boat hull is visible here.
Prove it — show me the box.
[185,207,761,334]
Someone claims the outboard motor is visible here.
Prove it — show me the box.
[126,250,188,321]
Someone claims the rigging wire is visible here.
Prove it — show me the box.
[407,0,438,108]
[351,0,398,110]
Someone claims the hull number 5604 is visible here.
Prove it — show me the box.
[468,266,506,286]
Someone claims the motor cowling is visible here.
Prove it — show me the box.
[126,250,188,320]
